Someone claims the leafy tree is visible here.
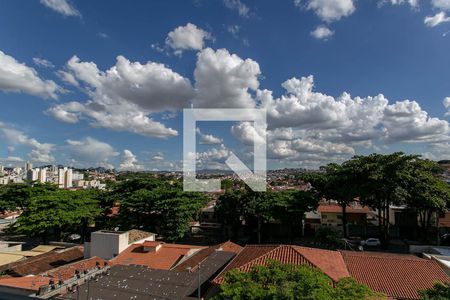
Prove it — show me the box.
[0,182,57,211]
[116,178,207,241]
[273,190,319,241]
[215,260,384,300]
[301,163,360,238]
[348,153,417,243]
[420,282,450,300]
[402,159,450,240]
[13,189,101,243]
[315,226,340,248]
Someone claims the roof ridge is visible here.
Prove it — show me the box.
[235,245,302,272]
[341,251,428,262]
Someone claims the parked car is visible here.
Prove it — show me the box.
[361,238,381,247]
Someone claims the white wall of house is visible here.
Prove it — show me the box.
[89,231,129,260]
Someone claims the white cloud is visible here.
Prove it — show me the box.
[196,128,223,144]
[0,122,55,163]
[311,25,334,40]
[33,57,55,68]
[432,0,450,11]
[382,100,449,142]
[56,70,80,87]
[223,0,250,17]
[48,55,195,138]
[424,12,450,27]
[165,23,211,56]
[380,0,418,7]
[194,48,260,108]
[152,152,164,161]
[119,149,143,171]
[0,51,61,99]
[298,0,355,22]
[66,137,118,168]
[196,144,232,170]
[444,97,450,116]
[40,0,81,17]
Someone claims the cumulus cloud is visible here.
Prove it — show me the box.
[196,144,232,170]
[297,0,355,22]
[0,51,61,99]
[194,48,260,108]
[33,57,55,68]
[119,149,143,171]
[311,25,334,40]
[66,137,118,168]
[165,23,211,56]
[0,122,54,163]
[48,55,195,138]
[424,12,450,27]
[444,97,450,116]
[40,0,81,17]
[196,128,223,144]
[379,0,418,7]
[56,70,79,87]
[382,100,449,142]
[432,0,450,11]
[223,0,250,17]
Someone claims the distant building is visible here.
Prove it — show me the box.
[38,168,46,183]
[0,165,4,176]
[25,162,32,171]
[26,169,39,182]
[58,167,73,188]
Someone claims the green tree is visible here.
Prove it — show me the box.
[420,282,450,300]
[215,260,384,300]
[13,189,101,243]
[403,159,450,242]
[0,182,57,211]
[273,190,319,241]
[116,178,207,241]
[348,153,417,243]
[302,163,360,238]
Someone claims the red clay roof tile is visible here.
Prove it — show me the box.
[341,251,450,300]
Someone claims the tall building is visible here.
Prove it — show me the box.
[27,168,39,182]
[38,168,47,184]
[58,167,73,188]
[25,161,33,171]
[65,168,73,188]
[0,165,4,176]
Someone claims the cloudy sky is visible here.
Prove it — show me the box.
[0,0,450,171]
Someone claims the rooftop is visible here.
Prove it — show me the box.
[341,250,450,300]
[318,203,370,214]
[214,245,350,284]
[111,241,207,270]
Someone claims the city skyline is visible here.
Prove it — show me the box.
[1,0,450,171]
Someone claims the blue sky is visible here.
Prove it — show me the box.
[0,0,450,170]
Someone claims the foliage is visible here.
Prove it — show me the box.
[116,178,207,241]
[419,282,450,300]
[0,182,58,211]
[215,260,384,300]
[315,226,341,247]
[14,189,101,242]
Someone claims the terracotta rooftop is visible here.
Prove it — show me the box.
[0,246,84,276]
[214,245,350,284]
[111,241,207,270]
[341,251,450,300]
[318,203,370,214]
[0,256,107,292]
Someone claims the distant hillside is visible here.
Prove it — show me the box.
[438,160,450,165]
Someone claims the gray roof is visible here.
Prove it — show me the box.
[63,251,235,300]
